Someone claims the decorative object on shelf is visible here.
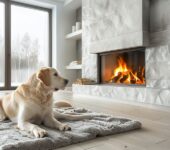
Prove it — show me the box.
[66,65,82,70]
[75,22,81,31]
[69,60,81,66]
[74,78,96,85]
[72,25,76,32]
[71,22,81,33]
[66,60,82,69]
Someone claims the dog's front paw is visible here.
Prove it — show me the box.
[32,126,47,138]
[59,124,71,131]
[0,112,6,121]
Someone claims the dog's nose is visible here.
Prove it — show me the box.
[65,79,69,85]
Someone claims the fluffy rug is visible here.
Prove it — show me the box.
[0,107,141,150]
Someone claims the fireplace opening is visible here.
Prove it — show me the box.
[98,48,145,86]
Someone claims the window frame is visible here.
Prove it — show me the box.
[0,0,52,90]
[0,1,5,88]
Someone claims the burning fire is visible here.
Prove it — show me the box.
[109,57,145,85]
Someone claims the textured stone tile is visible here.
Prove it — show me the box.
[73,85,170,106]
[159,90,170,106]
[81,48,97,81]
[145,45,170,89]
[88,0,142,22]
[145,88,161,104]
[147,79,170,89]
[146,45,170,63]
[86,16,141,42]
[89,32,144,53]
[146,62,170,79]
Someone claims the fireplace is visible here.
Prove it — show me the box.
[98,48,146,86]
[73,0,170,106]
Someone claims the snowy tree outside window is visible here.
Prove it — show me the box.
[11,5,50,86]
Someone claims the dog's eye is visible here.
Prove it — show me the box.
[54,73,58,76]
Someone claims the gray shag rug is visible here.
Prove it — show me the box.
[0,107,141,150]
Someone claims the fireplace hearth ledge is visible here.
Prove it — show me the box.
[72,84,170,107]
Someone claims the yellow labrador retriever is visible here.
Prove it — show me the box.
[0,67,91,138]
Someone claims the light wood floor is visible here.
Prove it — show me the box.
[53,90,170,150]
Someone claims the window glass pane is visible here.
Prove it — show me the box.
[11,5,49,86]
[0,2,5,87]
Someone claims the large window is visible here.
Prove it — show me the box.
[0,1,52,89]
[0,2,5,87]
[11,5,50,86]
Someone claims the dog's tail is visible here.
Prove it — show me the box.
[54,100,73,108]
[0,97,7,121]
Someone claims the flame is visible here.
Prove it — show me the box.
[114,57,129,76]
[109,57,145,85]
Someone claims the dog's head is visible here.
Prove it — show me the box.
[36,67,68,91]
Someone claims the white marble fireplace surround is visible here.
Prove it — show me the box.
[73,0,170,106]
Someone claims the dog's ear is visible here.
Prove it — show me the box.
[37,68,51,86]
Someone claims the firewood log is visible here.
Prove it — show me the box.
[129,72,136,84]
[113,72,122,83]
[120,74,128,83]
[137,72,145,82]
[131,79,136,84]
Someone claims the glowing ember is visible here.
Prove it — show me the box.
[109,57,145,84]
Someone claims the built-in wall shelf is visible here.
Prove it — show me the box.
[64,0,82,83]
[66,29,82,40]
[66,64,82,70]
[64,0,82,11]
